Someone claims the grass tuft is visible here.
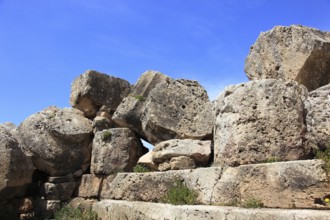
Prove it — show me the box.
[54,206,97,220]
[161,180,198,205]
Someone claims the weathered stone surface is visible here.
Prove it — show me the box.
[91,128,148,174]
[70,70,131,118]
[1,122,16,132]
[68,197,96,211]
[101,160,329,209]
[18,106,93,176]
[0,125,34,200]
[101,167,223,204]
[214,79,311,166]
[153,139,211,166]
[78,174,104,198]
[93,200,330,220]
[157,160,171,171]
[169,156,196,170]
[212,160,330,209]
[141,78,213,145]
[92,116,115,133]
[305,83,330,149]
[42,181,76,200]
[245,25,330,91]
[113,70,169,138]
[137,152,158,171]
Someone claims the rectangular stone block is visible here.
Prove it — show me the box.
[78,174,104,198]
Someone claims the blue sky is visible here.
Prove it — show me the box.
[1,0,330,125]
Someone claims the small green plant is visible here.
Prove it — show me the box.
[102,130,112,141]
[242,198,264,208]
[132,94,145,102]
[265,156,280,163]
[133,164,150,173]
[54,206,98,220]
[324,197,330,206]
[161,180,198,205]
[315,147,330,174]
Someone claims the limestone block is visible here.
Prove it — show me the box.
[100,167,223,204]
[153,139,211,166]
[18,106,92,176]
[100,160,330,209]
[170,156,196,170]
[113,70,169,138]
[78,174,104,198]
[0,125,34,200]
[141,78,213,145]
[214,79,311,166]
[305,83,330,149]
[245,25,330,91]
[70,70,131,118]
[212,160,330,209]
[93,200,330,220]
[91,128,148,174]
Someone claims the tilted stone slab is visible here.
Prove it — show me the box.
[113,70,169,138]
[100,160,330,209]
[305,83,330,149]
[70,70,131,118]
[141,78,213,145]
[18,106,93,176]
[245,25,330,91]
[214,79,311,166]
[93,200,330,220]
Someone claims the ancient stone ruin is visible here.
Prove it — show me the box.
[1,25,330,219]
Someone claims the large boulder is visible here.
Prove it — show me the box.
[141,78,213,145]
[0,126,34,200]
[91,128,148,174]
[113,70,169,138]
[70,70,131,118]
[305,84,330,149]
[214,79,311,166]
[245,25,330,91]
[18,106,93,176]
[152,139,212,166]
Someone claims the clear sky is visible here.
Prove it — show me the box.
[1,0,330,125]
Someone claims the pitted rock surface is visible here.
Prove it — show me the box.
[214,79,311,166]
[113,70,169,139]
[245,25,330,91]
[305,83,330,149]
[91,128,148,174]
[18,106,93,176]
[70,70,131,118]
[141,78,213,145]
[0,125,34,200]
